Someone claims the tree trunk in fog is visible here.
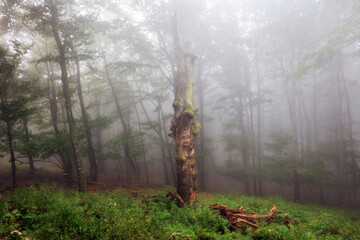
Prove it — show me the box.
[169,13,199,205]
[236,91,251,195]
[136,87,171,185]
[103,56,138,180]
[95,127,105,173]
[49,66,73,184]
[196,61,206,191]
[285,80,300,201]
[248,81,257,195]
[157,104,170,185]
[73,53,97,181]
[335,56,345,205]
[94,100,106,174]
[49,1,86,192]
[39,47,73,184]
[312,72,325,204]
[133,101,149,184]
[339,62,357,205]
[4,118,17,189]
[22,116,35,178]
[161,108,177,186]
[298,85,312,154]
[255,49,263,196]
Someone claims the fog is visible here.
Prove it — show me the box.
[0,0,359,207]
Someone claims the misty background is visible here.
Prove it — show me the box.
[1,0,359,207]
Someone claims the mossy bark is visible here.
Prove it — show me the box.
[169,12,199,205]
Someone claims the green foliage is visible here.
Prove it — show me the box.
[13,130,41,157]
[0,44,37,128]
[105,129,147,161]
[0,186,359,240]
[90,115,114,130]
[37,132,73,160]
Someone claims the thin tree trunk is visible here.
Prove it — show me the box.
[74,54,97,181]
[255,49,263,196]
[237,92,251,195]
[335,56,345,205]
[285,80,300,201]
[133,101,149,184]
[161,108,177,186]
[40,47,73,184]
[246,80,257,196]
[93,97,106,174]
[49,1,86,192]
[102,56,137,181]
[339,59,356,205]
[157,103,170,185]
[6,121,17,189]
[95,127,105,173]
[196,61,206,191]
[22,116,35,178]
[298,85,312,154]
[312,72,325,204]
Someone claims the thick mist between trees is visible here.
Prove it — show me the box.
[1,0,360,207]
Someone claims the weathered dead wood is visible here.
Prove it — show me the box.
[138,191,185,208]
[211,204,279,229]
[281,213,295,226]
[166,190,185,208]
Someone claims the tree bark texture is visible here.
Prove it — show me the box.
[169,12,199,205]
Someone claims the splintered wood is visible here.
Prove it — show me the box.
[211,204,278,229]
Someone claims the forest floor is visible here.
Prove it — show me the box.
[1,172,360,240]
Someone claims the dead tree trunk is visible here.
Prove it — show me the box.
[169,12,199,205]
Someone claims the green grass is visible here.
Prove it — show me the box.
[0,185,359,240]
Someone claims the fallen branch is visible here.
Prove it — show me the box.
[211,204,278,229]
[281,213,295,226]
[138,191,185,208]
[166,190,184,208]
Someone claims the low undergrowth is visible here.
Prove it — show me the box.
[0,185,359,239]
